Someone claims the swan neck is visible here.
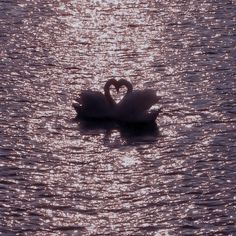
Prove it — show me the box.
[125,81,133,93]
[104,79,116,106]
[118,79,133,93]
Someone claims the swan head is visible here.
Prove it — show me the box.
[104,79,133,93]
[104,79,120,93]
[116,79,133,93]
[104,79,133,106]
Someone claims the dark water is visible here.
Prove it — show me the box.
[0,0,236,235]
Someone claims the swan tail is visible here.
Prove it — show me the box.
[147,109,161,122]
[72,101,82,115]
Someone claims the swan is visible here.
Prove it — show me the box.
[115,79,161,123]
[73,79,161,123]
[72,79,132,120]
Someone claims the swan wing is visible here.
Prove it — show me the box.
[118,90,160,114]
[79,91,107,109]
[73,90,112,119]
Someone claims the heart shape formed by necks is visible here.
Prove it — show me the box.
[104,79,133,106]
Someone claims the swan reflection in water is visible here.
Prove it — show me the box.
[72,79,161,143]
[77,119,160,144]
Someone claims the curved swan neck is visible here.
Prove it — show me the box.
[118,79,133,93]
[104,79,133,106]
[104,79,117,106]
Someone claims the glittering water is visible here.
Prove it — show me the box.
[0,0,236,235]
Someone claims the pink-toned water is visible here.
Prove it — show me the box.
[0,0,235,235]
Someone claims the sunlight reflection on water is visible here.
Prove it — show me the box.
[120,155,141,167]
[0,0,236,235]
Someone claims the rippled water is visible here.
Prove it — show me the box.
[0,0,236,235]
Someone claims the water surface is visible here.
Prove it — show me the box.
[0,0,236,235]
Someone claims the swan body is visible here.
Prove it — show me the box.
[73,79,161,123]
[73,79,118,119]
[116,89,161,123]
[73,91,113,119]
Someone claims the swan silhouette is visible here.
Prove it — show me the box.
[115,79,161,123]
[73,79,161,123]
[72,79,132,120]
